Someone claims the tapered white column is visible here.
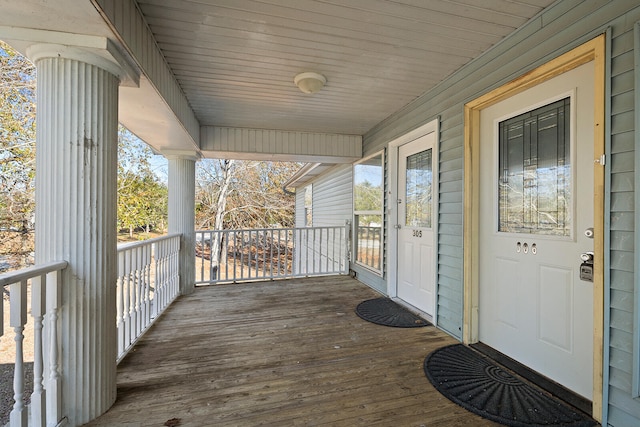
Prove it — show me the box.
[168,155,197,295]
[31,46,120,425]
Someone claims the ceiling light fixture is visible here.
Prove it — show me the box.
[294,72,326,94]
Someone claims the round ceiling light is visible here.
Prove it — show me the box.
[294,72,327,94]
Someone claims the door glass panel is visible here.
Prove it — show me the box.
[405,149,432,228]
[498,97,571,236]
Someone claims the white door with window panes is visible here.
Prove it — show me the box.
[478,63,595,399]
[396,133,436,316]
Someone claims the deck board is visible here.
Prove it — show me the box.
[85,276,497,426]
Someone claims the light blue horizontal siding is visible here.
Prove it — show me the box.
[607,7,640,423]
[295,188,306,228]
[357,4,640,424]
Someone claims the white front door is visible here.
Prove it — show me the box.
[478,62,595,399]
[397,133,436,316]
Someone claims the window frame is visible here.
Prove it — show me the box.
[353,150,385,275]
[304,184,313,227]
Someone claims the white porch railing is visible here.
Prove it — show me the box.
[116,234,180,362]
[1,261,67,427]
[195,224,350,285]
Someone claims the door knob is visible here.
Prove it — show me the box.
[580,251,594,263]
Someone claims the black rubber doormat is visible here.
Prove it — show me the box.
[424,344,597,427]
[355,297,431,327]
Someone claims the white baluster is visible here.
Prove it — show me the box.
[163,239,170,310]
[144,244,151,328]
[46,269,62,425]
[10,280,28,427]
[31,274,47,427]
[117,250,125,358]
[124,250,131,349]
[158,241,165,312]
[133,247,140,338]
[173,236,180,297]
[151,242,158,318]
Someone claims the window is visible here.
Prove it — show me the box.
[353,151,384,273]
[304,185,312,226]
[498,98,571,236]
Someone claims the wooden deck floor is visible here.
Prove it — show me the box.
[85,276,498,426]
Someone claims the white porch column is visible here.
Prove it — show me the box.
[30,45,124,425]
[167,155,197,295]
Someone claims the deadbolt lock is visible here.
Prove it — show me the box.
[580,251,594,282]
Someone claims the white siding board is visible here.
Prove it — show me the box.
[295,190,305,228]
[609,404,638,427]
[312,165,352,227]
[612,132,635,154]
[611,309,633,334]
[611,250,634,273]
[614,387,640,422]
[438,183,462,197]
[611,366,633,393]
[438,244,462,258]
[439,146,464,162]
[613,110,635,135]
[612,90,634,116]
[353,267,386,294]
[611,230,634,252]
[612,152,635,173]
[611,270,634,292]
[439,254,462,270]
[612,70,635,96]
[201,127,361,162]
[612,172,634,193]
[612,192,635,212]
[440,214,463,226]
[611,328,634,354]
[439,191,463,204]
[611,346,634,374]
[438,234,462,248]
[439,204,463,217]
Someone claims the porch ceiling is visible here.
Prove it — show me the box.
[136,0,555,136]
[0,0,557,159]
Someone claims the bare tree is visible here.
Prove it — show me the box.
[195,159,299,274]
[197,159,235,271]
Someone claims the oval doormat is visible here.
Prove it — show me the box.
[355,297,430,327]
[424,344,597,426]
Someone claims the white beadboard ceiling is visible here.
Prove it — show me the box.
[135,0,556,136]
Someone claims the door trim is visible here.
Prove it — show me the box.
[463,35,605,420]
[387,118,439,321]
